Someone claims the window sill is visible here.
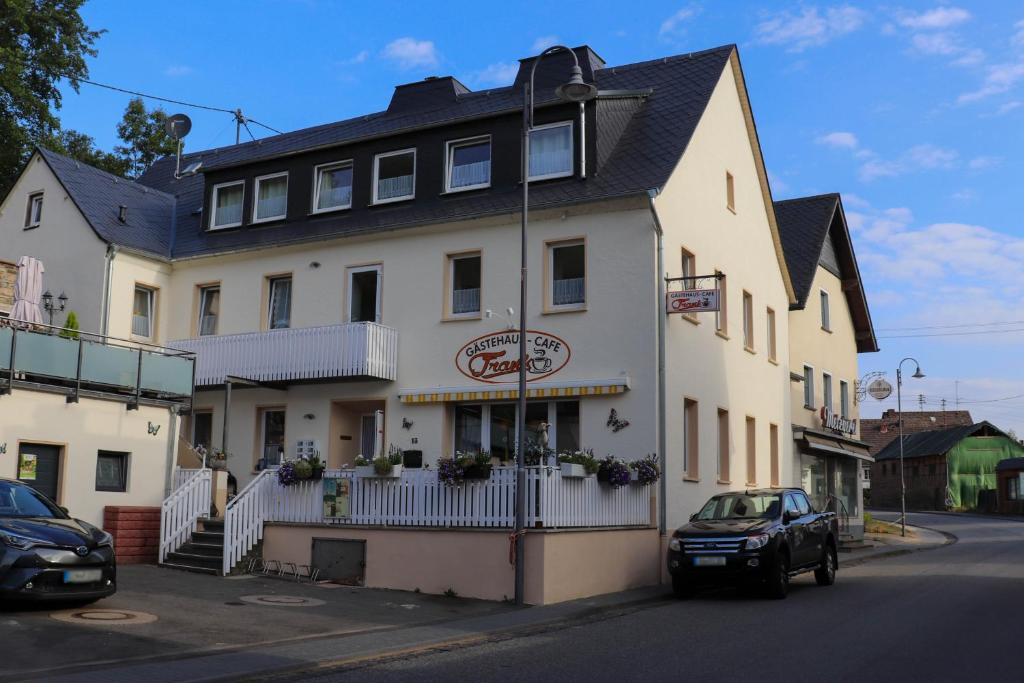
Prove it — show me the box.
[804,404,816,411]
[683,476,699,483]
[821,327,833,334]
[543,305,587,315]
[309,205,352,216]
[251,215,287,226]
[371,195,416,207]
[441,314,482,322]
[744,346,756,355]
[715,330,730,341]
[745,482,757,488]
[207,223,243,232]
[717,479,731,485]
[726,206,736,215]
[682,314,700,326]
[440,184,491,196]
[23,224,40,231]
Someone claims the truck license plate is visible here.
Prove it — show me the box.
[693,556,727,567]
[63,569,102,584]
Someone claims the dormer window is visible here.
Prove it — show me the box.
[210,181,244,230]
[24,192,43,228]
[253,172,288,223]
[373,149,416,204]
[313,161,353,213]
[529,121,573,181]
[445,136,491,192]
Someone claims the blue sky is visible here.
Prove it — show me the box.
[58,1,1024,432]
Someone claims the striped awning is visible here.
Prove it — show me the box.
[399,377,630,404]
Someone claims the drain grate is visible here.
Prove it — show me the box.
[51,609,158,626]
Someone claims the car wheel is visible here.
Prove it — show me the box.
[815,545,837,586]
[671,574,694,600]
[765,552,789,600]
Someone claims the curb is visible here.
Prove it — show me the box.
[839,524,956,569]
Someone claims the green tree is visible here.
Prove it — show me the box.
[114,98,178,178]
[44,129,128,176]
[0,0,103,194]
[59,310,80,339]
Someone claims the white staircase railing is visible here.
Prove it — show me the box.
[222,469,275,575]
[159,468,212,563]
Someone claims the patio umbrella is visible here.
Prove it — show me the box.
[9,256,44,325]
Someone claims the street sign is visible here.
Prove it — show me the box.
[868,378,893,401]
[666,288,719,314]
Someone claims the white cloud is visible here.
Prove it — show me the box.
[767,170,790,195]
[339,50,369,66]
[469,62,519,87]
[659,7,698,38]
[951,188,977,202]
[381,37,438,70]
[859,144,958,181]
[840,192,871,209]
[1014,20,1024,47]
[995,100,1022,115]
[958,61,1024,103]
[532,35,560,52]
[753,6,867,52]
[163,65,192,77]
[967,155,1001,170]
[905,144,958,168]
[951,48,985,67]
[816,131,859,149]
[896,7,971,30]
[911,32,961,56]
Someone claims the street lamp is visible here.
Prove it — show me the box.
[41,290,68,327]
[896,357,925,537]
[514,46,598,607]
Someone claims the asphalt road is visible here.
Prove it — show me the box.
[294,513,1024,683]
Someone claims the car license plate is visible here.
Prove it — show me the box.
[63,569,102,584]
[693,556,727,567]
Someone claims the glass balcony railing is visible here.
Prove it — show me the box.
[0,321,194,404]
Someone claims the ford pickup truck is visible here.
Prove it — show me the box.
[666,488,838,599]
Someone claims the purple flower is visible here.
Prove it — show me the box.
[277,462,298,487]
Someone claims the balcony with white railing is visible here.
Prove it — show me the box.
[170,322,397,387]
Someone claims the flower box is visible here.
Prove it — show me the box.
[630,470,640,483]
[560,463,591,478]
[462,464,492,481]
[354,465,375,477]
[377,464,403,478]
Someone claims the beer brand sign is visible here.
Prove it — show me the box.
[456,330,571,384]
[820,406,857,435]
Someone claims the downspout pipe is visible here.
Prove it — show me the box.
[100,244,118,337]
[165,405,180,497]
[647,189,668,535]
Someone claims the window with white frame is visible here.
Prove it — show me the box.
[446,136,491,192]
[820,289,831,331]
[132,285,155,338]
[210,181,244,229]
[373,149,415,203]
[840,380,850,419]
[25,192,43,228]
[267,276,292,330]
[253,172,288,222]
[449,253,481,316]
[197,285,220,336]
[528,121,573,180]
[313,161,353,212]
[548,240,585,308]
[823,373,833,413]
[348,265,382,323]
[454,401,580,459]
[803,365,815,408]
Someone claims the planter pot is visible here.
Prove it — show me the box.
[354,465,375,477]
[630,470,640,483]
[560,463,590,478]
[597,468,611,483]
[375,464,403,478]
[462,464,492,481]
[310,467,325,480]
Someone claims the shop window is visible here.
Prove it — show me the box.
[25,191,43,228]
[449,253,481,316]
[253,172,288,223]
[267,276,292,329]
[745,416,756,486]
[258,408,286,468]
[770,423,779,487]
[555,401,580,452]
[683,398,698,479]
[132,285,155,339]
[96,451,129,492]
[452,401,580,458]
[348,265,382,323]
[373,148,415,203]
[742,291,754,351]
[197,285,220,336]
[446,136,491,192]
[717,408,729,482]
[548,240,585,308]
[803,366,815,409]
[313,160,353,212]
[454,404,483,454]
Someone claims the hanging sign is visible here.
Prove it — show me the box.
[323,477,351,518]
[868,379,893,401]
[820,406,857,435]
[456,330,571,384]
[0,261,16,314]
[666,289,719,314]
[18,453,38,481]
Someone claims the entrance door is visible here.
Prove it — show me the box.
[348,266,382,323]
[18,444,61,502]
[360,414,377,458]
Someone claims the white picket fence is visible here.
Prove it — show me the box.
[160,468,212,563]
[220,466,653,575]
[172,467,204,491]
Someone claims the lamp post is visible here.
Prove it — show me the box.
[41,290,68,327]
[896,357,925,537]
[515,46,597,606]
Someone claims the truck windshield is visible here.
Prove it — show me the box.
[696,493,781,520]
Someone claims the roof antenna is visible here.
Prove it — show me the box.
[166,113,194,179]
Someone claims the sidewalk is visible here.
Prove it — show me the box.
[840,522,952,568]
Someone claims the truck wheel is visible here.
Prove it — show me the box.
[672,574,693,599]
[815,546,837,586]
[764,552,789,599]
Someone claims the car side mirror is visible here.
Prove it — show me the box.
[59,506,69,515]
[689,513,697,522]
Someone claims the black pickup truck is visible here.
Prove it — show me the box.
[666,488,838,599]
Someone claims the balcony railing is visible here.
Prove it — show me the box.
[170,322,397,387]
[0,319,195,405]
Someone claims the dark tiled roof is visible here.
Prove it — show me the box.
[774,193,879,352]
[861,409,974,454]
[132,45,735,259]
[38,148,175,259]
[874,421,1006,461]
[996,457,1024,472]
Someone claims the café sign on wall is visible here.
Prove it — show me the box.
[456,330,571,384]
[820,406,857,435]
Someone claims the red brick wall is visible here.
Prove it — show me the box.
[103,506,161,565]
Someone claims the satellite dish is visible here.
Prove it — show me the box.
[868,379,893,401]
[165,113,192,140]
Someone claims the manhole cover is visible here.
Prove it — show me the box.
[238,595,325,608]
[51,609,158,626]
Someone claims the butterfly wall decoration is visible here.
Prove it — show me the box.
[607,409,630,433]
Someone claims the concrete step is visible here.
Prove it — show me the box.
[161,561,220,576]
[177,542,224,558]
[165,551,222,570]
[191,530,224,545]
[200,518,225,532]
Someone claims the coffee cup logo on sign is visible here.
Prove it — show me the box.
[456,330,571,384]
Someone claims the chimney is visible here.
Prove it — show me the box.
[513,46,604,95]
[387,76,471,114]
[117,205,128,223]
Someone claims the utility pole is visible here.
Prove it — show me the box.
[918,394,925,411]
[941,398,947,426]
